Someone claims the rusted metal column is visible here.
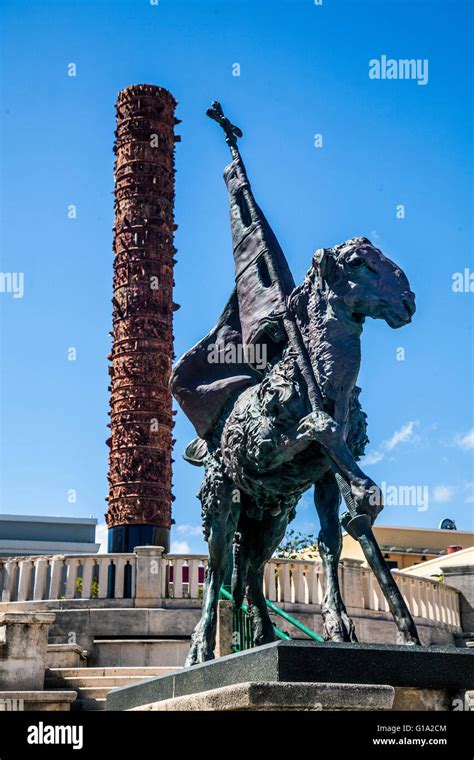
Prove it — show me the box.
[105,84,179,553]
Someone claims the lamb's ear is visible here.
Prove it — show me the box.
[312,247,337,282]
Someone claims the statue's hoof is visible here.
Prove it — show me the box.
[185,641,215,666]
[254,630,277,647]
[322,608,358,643]
[396,632,422,646]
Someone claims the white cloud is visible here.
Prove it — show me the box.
[464,483,474,504]
[96,523,108,554]
[360,421,419,466]
[176,524,203,537]
[360,450,385,466]
[432,485,455,504]
[454,429,474,450]
[384,420,418,451]
[171,540,191,554]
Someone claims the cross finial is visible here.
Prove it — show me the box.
[206,101,242,153]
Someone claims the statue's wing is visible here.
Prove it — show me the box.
[170,289,261,439]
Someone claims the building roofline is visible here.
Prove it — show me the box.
[372,524,473,536]
[402,546,474,574]
[0,514,98,525]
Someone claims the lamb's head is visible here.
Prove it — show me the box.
[313,237,415,329]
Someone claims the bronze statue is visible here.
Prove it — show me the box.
[171,102,420,666]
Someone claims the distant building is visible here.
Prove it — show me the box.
[294,524,474,570]
[342,525,474,570]
[403,546,474,644]
[0,514,99,556]
[402,546,474,578]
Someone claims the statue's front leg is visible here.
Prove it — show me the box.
[299,411,383,522]
[303,411,420,646]
[253,410,381,521]
[253,417,328,472]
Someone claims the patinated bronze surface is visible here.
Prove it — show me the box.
[171,103,420,665]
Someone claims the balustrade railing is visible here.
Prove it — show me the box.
[360,567,461,627]
[0,553,136,602]
[0,550,461,628]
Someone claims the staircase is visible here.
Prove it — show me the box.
[41,594,323,711]
[45,637,189,711]
[45,665,183,711]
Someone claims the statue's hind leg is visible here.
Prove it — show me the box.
[241,509,290,647]
[314,470,358,642]
[185,477,240,666]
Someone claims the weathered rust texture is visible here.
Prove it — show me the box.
[106,84,179,530]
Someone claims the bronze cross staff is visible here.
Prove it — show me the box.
[206,101,243,159]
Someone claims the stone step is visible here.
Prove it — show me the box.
[46,643,88,670]
[67,686,113,700]
[46,666,176,678]
[92,638,190,667]
[127,681,396,712]
[45,664,185,711]
[71,697,106,712]
[46,670,179,689]
[44,641,190,711]
[0,690,77,712]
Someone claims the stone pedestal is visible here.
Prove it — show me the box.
[107,639,474,712]
[134,545,165,607]
[46,643,88,669]
[442,565,474,632]
[0,612,55,690]
[128,681,394,711]
[392,687,451,711]
[215,600,233,658]
[0,690,77,711]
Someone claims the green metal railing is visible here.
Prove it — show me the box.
[219,586,324,652]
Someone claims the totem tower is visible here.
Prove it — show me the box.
[106,84,179,553]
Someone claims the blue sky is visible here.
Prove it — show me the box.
[0,0,472,553]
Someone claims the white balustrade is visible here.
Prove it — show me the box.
[64,559,79,599]
[263,559,325,606]
[17,559,33,602]
[361,569,370,609]
[164,555,207,599]
[173,558,184,598]
[97,558,110,599]
[33,558,48,601]
[48,557,64,600]
[0,552,461,629]
[1,560,18,603]
[410,577,420,618]
[188,558,201,598]
[0,553,134,603]
[113,558,127,600]
[419,578,428,619]
[81,558,95,600]
[308,563,319,604]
